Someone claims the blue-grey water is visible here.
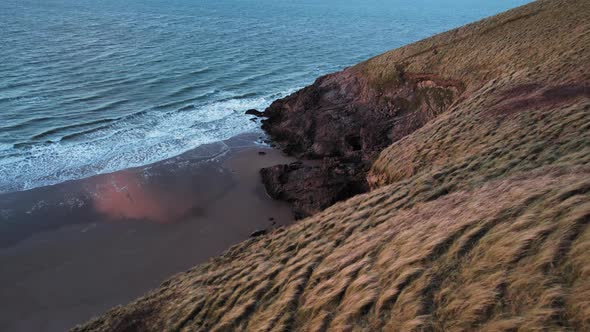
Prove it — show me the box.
[0,0,531,193]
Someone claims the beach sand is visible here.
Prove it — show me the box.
[0,133,294,332]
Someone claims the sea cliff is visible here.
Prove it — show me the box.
[75,0,590,330]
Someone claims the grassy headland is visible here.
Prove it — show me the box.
[74,0,590,330]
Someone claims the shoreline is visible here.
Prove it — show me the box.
[0,132,295,332]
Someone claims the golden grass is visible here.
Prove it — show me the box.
[74,168,590,332]
[74,0,590,331]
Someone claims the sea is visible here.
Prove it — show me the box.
[0,0,531,193]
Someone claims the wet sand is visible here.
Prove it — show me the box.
[0,133,295,332]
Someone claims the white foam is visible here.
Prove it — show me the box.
[0,143,12,153]
[0,90,297,193]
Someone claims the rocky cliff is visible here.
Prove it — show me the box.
[74,0,590,331]
[259,45,463,218]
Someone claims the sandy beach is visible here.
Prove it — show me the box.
[0,133,294,332]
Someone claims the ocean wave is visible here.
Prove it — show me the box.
[152,92,218,110]
[59,124,113,141]
[88,99,129,113]
[0,116,55,132]
[31,118,117,140]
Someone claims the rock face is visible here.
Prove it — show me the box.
[244,109,264,117]
[260,161,366,219]
[260,64,462,218]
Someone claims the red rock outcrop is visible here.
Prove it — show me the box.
[260,67,463,218]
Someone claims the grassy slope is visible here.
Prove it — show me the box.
[75,0,590,331]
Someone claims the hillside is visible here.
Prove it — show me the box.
[74,0,590,331]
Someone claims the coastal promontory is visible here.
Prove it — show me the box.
[75,0,590,330]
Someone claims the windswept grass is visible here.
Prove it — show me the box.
[74,167,590,332]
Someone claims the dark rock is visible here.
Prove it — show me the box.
[245,109,265,117]
[250,229,267,237]
[260,67,463,218]
[260,160,367,219]
[258,151,267,155]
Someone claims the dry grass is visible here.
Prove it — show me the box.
[74,168,590,332]
[73,0,590,331]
